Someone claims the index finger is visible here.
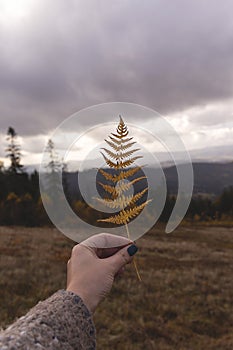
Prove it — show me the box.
[80,232,133,250]
[95,244,131,259]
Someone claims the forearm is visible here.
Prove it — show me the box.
[0,290,96,349]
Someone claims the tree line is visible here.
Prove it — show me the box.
[0,127,232,227]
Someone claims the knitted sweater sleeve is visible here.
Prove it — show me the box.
[0,290,96,350]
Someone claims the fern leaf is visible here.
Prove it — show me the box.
[97,116,151,281]
[117,117,128,136]
[120,137,134,143]
[105,139,136,152]
[101,147,140,161]
[98,182,117,197]
[104,139,119,151]
[108,136,122,145]
[128,187,148,206]
[99,169,116,182]
[119,148,140,159]
[101,153,142,169]
[98,200,152,224]
[95,193,134,210]
[120,141,137,150]
[118,156,142,168]
[109,135,133,145]
[98,116,151,230]
[109,166,143,182]
[114,194,132,208]
[101,148,119,160]
[115,176,147,194]
[111,131,129,139]
[94,197,121,209]
[99,167,144,183]
[100,152,118,168]
[104,140,136,152]
[96,187,147,210]
[116,166,144,181]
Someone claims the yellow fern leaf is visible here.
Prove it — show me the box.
[101,147,140,161]
[117,116,128,136]
[118,156,142,168]
[115,166,143,181]
[119,148,140,159]
[109,135,133,145]
[127,187,148,206]
[104,139,136,152]
[94,197,121,209]
[104,139,120,151]
[115,177,147,194]
[111,131,129,139]
[98,182,117,197]
[104,195,133,209]
[100,153,118,168]
[120,141,137,150]
[101,148,119,160]
[120,137,134,143]
[100,167,144,184]
[96,188,147,210]
[98,200,152,224]
[97,116,151,281]
[97,116,151,228]
[99,169,116,182]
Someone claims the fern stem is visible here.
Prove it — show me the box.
[125,222,142,282]
[133,259,142,282]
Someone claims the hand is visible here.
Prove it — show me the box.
[66,233,138,313]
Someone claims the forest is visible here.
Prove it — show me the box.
[0,127,232,227]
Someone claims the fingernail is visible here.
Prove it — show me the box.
[127,244,138,256]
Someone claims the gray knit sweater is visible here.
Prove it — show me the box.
[0,290,96,349]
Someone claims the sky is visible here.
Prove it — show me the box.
[0,0,233,168]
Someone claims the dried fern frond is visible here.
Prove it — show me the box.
[96,116,152,281]
[99,166,144,183]
[97,182,118,198]
[97,115,150,223]
[101,147,140,160]
[99,200,152,225]
[98,168,116,182]
[105,139,136,152]
[96,194,132,210]
[109,135,133,144]
[115,166,144,181]
[115,176,147,194]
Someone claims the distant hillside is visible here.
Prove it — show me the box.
[164,162,233,195]
[64,162,233,199]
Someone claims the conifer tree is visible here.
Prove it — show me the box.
[6,127,23,173]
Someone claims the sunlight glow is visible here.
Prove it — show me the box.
[0,0,33,23]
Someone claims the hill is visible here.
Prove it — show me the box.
[164,162,233,195]
[64,162,233,199]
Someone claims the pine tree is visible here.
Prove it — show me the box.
[45,139,61,173]
[44,138,64,212]
[6,127,23,173]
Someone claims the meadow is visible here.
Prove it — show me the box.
[0,225,232,349]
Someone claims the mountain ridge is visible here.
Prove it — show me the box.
[64,161,233,198]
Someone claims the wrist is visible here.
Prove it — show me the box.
[66,286,96,313]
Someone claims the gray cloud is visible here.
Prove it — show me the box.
[0,0,233,138]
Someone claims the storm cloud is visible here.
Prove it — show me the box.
[0,0,233,162]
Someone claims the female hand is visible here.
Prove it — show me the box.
[66,233,138,313]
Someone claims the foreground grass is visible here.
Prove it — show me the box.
[0,225,233,349]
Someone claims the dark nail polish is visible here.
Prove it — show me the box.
[127,244,138,256]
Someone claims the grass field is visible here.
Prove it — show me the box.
[0,225,233,349]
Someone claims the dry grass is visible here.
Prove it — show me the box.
[0,225,233,349]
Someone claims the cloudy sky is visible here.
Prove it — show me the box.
[0,0,233,167]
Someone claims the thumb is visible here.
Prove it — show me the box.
[108,244,138,275]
